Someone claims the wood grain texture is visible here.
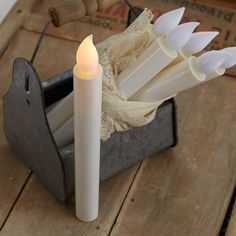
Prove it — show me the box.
[110,77,236,236]
[0,0,39,57]
[226,202,236,236]
[0,29,78,81]
[0,165,140,236]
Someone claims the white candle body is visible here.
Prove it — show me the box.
[53,115,74,148]
[132,57,206,102]
[115,37,177,99]
[74,64,102,222]
[165,49,190,69]
[47,93,73,132]
[204,67,225,82]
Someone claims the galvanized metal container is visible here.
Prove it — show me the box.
[2,8,178,202]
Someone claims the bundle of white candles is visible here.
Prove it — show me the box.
[46,7,236,222]
[48,7,236,149]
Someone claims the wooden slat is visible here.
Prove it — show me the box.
[226,201,236,236]
[0,29,79,81]
[0,0,39,57]
[0,165,140,235]
[109,77,236,236]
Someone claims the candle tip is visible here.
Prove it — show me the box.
[182,31,219,55]
[221,47,236,68]
[196,50,232,74]
[165,22,200,51]
[76,35,99,74]
[154,7,185,36]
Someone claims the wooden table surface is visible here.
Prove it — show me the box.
[0,0,236,235]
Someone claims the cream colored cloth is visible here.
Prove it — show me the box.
[97,9,170,141]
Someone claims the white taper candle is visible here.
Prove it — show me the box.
[154,7,185,36]
[74,35,103,222]
[132,56,205,102]
[116,22,199,99]
[204,48,236,82]
[47,93,73,132]
[53,115,74,148]
[132,51,229,102]
[164,31,219,69]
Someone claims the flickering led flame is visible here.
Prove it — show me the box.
[196,51,231,74]
[165,22,200,51]
[76,35,99,75]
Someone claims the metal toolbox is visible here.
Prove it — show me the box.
[2,8,178,203]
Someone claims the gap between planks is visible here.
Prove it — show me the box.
[0,172,32,231]
[108,161,143,235]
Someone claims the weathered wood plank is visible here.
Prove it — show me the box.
[0,0,39,57]
[0,165,140,236]
[110,77,236,236]
[226,200,236,236]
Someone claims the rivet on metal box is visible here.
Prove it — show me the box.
[2,1,178,203]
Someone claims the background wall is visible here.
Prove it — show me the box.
[0,0,18,24]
